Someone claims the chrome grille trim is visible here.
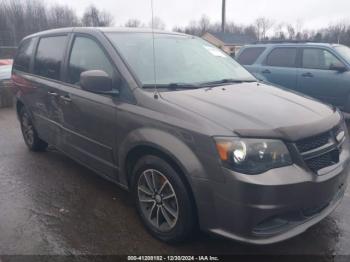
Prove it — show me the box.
[295,124,343,174]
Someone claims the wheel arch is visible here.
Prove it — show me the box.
[123,143,200,225]
[118,128,206,217]
[119,128,205,187]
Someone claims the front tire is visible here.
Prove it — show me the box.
[19,107,48,151]
[132,155,196,243]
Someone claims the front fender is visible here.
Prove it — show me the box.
[118,127,207,188]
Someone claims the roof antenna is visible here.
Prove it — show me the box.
[150,0,159,99]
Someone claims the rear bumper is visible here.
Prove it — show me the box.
[193,148,350,245]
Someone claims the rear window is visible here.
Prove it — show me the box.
[237,47,265,65]
[13,38,35,73]
[34,36,68,80]
[265,48,297,68]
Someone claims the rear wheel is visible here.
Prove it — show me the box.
[132,155,196,243]
[19,107,48,151]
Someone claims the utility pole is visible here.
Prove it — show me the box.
[221,0,226,32]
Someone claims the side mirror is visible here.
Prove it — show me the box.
[80,70,118,95]
[330,63,347,72]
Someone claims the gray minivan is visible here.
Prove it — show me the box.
[12,28,350,244]
[236,42,350,114]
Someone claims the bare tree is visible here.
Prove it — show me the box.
[149,16,165,30]
[273,23,286,40]
[286,24,296,39]
[82,5,113,27]
[254,17,274,40]
[48,5,79,28]
[125,19,142,28]
[198,15,210,35]
[328,23,347,44]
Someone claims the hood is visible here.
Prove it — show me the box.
[160,82,341,141]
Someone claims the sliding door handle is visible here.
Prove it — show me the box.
[262,69,271,74]
[47,91,58,97]
[60,95,72,103]
[302,72,313,77]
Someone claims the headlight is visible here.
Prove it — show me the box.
[215,137,292,174]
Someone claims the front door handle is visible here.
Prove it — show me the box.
[47,91,59,97]
[262,69,271,74]
[302,72,314,77]
[60,95,72,103]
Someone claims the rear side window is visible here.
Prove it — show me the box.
[237,47,266,65]
[13,39,35,73]
[34,36,68,80]
[68,36,114,86]
[265,48,297,68]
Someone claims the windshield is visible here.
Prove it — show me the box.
[335,45,350,62]
[105,33,256,87]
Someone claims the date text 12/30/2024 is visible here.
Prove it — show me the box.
[127,256,220,261]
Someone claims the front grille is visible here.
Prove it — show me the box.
[295,125,343,173]
[304,149,340,173]
[296,132,331,153]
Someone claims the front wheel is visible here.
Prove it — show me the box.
[19,107,48,151]
[132,155,196,243]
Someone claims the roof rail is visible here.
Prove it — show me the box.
[253,40,316,44]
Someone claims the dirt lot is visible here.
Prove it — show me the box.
[1,107,350,258]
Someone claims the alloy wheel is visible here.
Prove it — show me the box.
[137,169,179,232]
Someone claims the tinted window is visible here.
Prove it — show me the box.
[68,37,114,86]
[34,36,67,80]
[266,48,297,68]
[13,39,35,72]
[237,47,266,65]
[302,48,343,70]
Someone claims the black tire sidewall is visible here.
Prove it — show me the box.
[131,155,195,243]
[19,107,47,151]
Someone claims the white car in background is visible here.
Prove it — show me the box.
[0,64,13,107]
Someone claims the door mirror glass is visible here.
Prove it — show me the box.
[80,70,116,94]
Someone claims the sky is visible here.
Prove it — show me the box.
[45,0,350,31]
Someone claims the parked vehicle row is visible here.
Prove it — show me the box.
[0,63,13,108]
[0,59,13,66]
[236,42,350,114]
[12,28,350,244]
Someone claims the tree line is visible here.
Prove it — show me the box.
[171,15,350,46]
[1,0,350,47]
[0,0,113,46]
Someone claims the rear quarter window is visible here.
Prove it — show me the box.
[237,47,266,65]
[265,47,297,68]
[13,38,35,73]
[34,35,68,81]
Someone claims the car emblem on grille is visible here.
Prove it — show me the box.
[336,131,345,143]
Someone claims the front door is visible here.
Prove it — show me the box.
[297,48,346,107]
[57,35,120,178]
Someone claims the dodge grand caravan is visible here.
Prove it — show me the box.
[12,28,350,244]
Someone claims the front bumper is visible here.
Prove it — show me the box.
[193,146,350,245]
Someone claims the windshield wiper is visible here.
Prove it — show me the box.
[143,83,200,90]
[200,79,257,87]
